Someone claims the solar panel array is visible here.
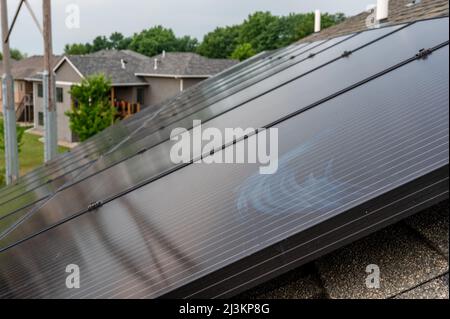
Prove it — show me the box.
[0,17,448,298]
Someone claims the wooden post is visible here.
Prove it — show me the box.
[43,0,57,162]
[111,87,115,124]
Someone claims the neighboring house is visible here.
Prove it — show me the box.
[0,55,60,123]
[27,50,238,143]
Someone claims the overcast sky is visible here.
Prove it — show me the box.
[6,0,376,55]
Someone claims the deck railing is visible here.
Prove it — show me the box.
[114,101,141,119]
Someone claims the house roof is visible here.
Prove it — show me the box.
[137,52,239,77]
[63,53,148,85]
[51,50,239,84]
[0,55,61,80]
[300,0,449,43]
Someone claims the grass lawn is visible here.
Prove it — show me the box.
[1,124,69,183]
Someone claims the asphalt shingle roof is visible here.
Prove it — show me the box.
[0,55,61,80]
[139,52,239,77]
[300,0,449,43]
[55,50,238,84]
[66,52,147,85]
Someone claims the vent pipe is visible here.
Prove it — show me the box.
[162,50,166,58]
[314,10,321,33]
[154,58,158,70]
[376,0,389,21]
[120,59,127,69]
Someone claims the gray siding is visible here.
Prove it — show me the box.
[143,77,182,107]
[55,61,83,83]
[183,78,203,91]
[33,82,74,143]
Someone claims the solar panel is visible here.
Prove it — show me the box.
[0,17,448,298]
[0,45,275,214]
[0,18,445,250]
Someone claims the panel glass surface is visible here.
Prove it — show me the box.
[0,43,448,298]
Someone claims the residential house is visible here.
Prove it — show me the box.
[28,50,238,143]
[0,55,60,123]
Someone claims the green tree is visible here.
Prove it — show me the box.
[62,11,346,58]
[0,119,25,153]
[65,74,116,142]
[175,35,199,52]
[64,43,92,55]
[231,43,256,61]
[128,26,180,57]
[109,32,132,50]
[238,12,281,52]
[0,118,25,186]
[287,12,346,42]
[92,36,112,52]
[0,48,27,60]
[197,25,240,59]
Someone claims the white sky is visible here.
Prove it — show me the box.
[5,0,376,55]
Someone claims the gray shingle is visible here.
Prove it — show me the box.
[58,50,238,84]
[0,55,61,80]
[395,274,449,299]
[315,223,448,299]
[237,264,325,299]
[67,54,146,85]
[139,52,239,77]
[300,0,449,44]
[404,200,449,258]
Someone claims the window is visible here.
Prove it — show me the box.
[136,88,145,106]
[37,84,43,98]
[38,112,44,126]
[56,87,64,103]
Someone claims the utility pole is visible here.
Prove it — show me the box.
[1,0,20,184]
[43,0,57,161]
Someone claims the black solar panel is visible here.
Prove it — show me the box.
[0,17,448,298]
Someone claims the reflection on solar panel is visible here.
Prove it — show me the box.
[0,17,448,298]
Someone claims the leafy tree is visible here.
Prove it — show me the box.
[64,43,92,55]
[62,11,346,59]
[196,25,240,59]
[109,32,132,50]
[287,12,346,42]
[175,35,199,52]
[0,118,25,186]
[65,74,116,142]
[128,26,180,57]
[231,43,256,61]
[0,48,27,60]
[239,12,281,52]
[197,11,345,60]
[0,119,25,153]
[92,36,112,52]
